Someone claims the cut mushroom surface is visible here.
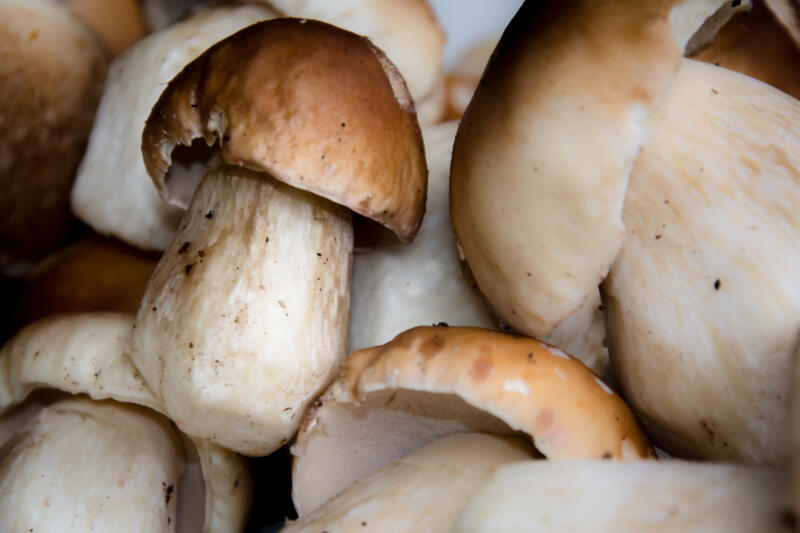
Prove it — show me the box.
[449,0,748,339]
[455,460,787,532]
[131,18,426,457]
[0,313,253,533]
[605,58,800,464]
[283,433,533,532]
[291,326,653,516]
[0,397,184,532]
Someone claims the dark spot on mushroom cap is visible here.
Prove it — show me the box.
[419,334,445,358]
[185,263,195,275]
[601,451,612,459]
[163,483,174,505]
[780,509,797,529]
[433,322,449,327]
[205,210,214,219]
[714,279,721,290]
[471,358,493,382]
[178,242,190,254]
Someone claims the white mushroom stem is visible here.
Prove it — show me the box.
[455,461,786,533]
[284,433,533,532]
[130,160,352,456]
[0,397,184,532]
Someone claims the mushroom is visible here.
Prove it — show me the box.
[128,18,426,456]
[283,433,533,532]
[14,235,159,327]
[455,461,786,532]
[0,313,253,533]
[61,0,147,57]
[291,326,653,516]
[350,121,494,351]
[603,58,800,464]
[449,0,749,345]
[0,0,107,276]
[70,3,277,251]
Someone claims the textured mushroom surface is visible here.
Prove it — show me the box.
[284,433,533,532]
[456,461,786,532]
[292,326,653,515]
[604,59,800,464]
[450,0,747,339]
[0,397,184,532]
[0,0,107,274]
[71,3,276,251]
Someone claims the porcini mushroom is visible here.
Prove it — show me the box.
[603,59,800,464]
[129,18,427,456]
[0,313,253,533]
[291,326,653,516]
[449,0,749,343]
[0,0,107,276]
[455,461,786,532]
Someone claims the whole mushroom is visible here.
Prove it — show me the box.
[129,18,427,456]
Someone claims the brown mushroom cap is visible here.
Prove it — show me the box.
[142,18,427,242]
[291,326,653,515]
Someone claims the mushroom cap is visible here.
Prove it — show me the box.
[261,0,444,110]
[604,59,800,464]
[449,0,748,337]
[71,3,276,251]
[456,460,785,532]
[0,0,107,273]
[142,18,427,242]
[291,326,653,515]
[63,0,147,57]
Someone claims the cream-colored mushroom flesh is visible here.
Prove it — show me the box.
[292,326,653,516]
[284,433,533,532]
[455,461,786,532]
[130,160,352,456]
[450,0,747,339]
[350,121,494,351]
[0,313,253,533]
[0,397,183,532]
[71,3,276,251]
[604,59,800,464]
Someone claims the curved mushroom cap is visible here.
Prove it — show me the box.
[71,3,277,251]
[291,326,653,515]
[0,0,107,274]
[0,313,254,533]
[261,0,444,114]
[0,397,184,532]
[62,0,147,57]
[449,0,748,338]
[604,59,800,464]
[349,121,494,351]
[284,433,533,533]
[14,236,159,326]
[456,461,786,532]
[143,17,426,242]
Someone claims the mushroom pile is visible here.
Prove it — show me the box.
[1,0,799,531]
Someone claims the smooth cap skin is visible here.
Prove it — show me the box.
[291,326,653,515]
[0,0,107,274]
[765,0,800,47]
[142,18,427,242]
[450,0,748,338]
[62,0,147,57]
[261,0,444,109]
[604,59,800,464]
[71,3,276,251]
[14,236,159,327]
[455,461,787,533]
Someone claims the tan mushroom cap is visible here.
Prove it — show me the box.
[449,0,748,338]
[0,0,107,274]
[64,0,147,57]
[291,326,653,515]
[142,18,427,242]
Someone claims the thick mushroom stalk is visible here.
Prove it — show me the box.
[0,397,184,532]
[132,19,426,456]
[449,0,749,339]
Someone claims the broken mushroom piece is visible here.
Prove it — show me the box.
[130,18,426,456]
[0,313,253,533]
[449,0,749,341]
[0,0,107,276]
[291,326,654,516]
[71,3,277,251]
[0,397,184,532]
[350,121,494,351]
[604,59,800,464]
[455,461,787,532]
[283,433,532,532]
